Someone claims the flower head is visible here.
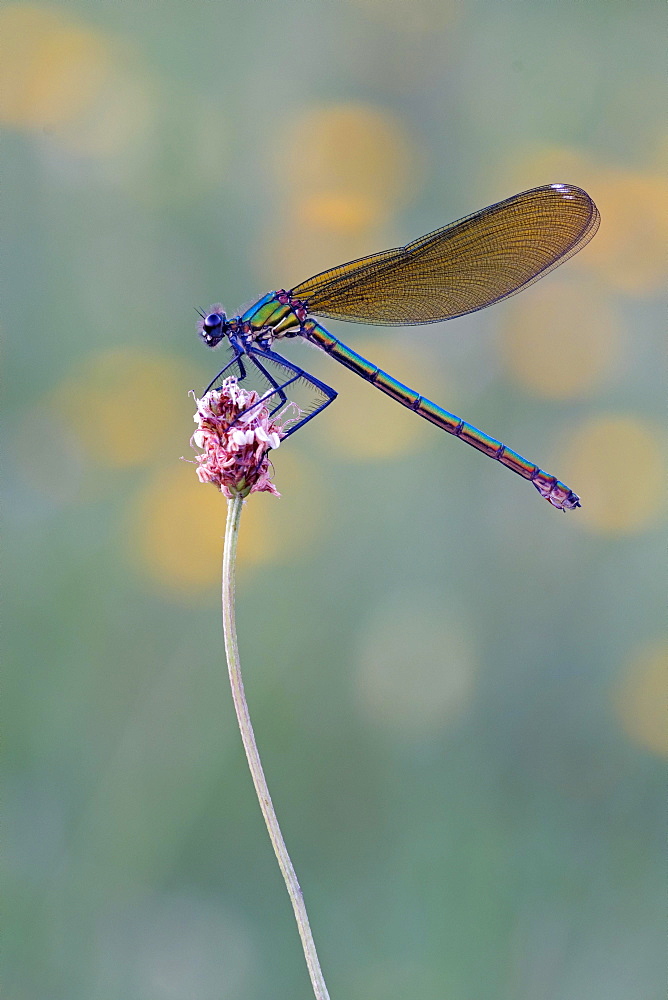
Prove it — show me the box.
[191,378,284,498]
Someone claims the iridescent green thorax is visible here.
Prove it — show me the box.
[243,292,305,339]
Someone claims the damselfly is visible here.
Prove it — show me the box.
[198,184,599,510]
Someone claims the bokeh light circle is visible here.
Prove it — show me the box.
[127,452,325,596]
[501,282,622,398]
[51,349,203,468]
[614,641,668,757]
[562,416,664,533]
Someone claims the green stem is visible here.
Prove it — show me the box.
[221,494,331,1000]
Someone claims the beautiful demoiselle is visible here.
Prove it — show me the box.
[198,184,599,510]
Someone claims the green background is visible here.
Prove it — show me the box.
[4,1,665,998]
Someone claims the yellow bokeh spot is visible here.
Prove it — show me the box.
[562,416,664,533]
[127,451,325,596]
[280,103,424,226]
[0,4,155,159]
[51,349,205,469]
[585,169,668,294]
[501,282,622,398]
[297,193,382,234]
[317,338,449,459]
[0,5,111,129]
[257,218,397,295]
[614,641,668,757]
[502,147,668,294]
[261,104,425,289]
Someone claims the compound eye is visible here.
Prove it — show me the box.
[204,312,224,330]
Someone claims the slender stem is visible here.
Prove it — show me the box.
[221,494,331,1000]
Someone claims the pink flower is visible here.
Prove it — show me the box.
[191,379,284,498]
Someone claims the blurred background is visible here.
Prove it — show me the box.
[4,1,665,998]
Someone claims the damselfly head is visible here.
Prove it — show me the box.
[198,306,227,347]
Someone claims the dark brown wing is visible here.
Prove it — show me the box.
[291,184,599,326]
